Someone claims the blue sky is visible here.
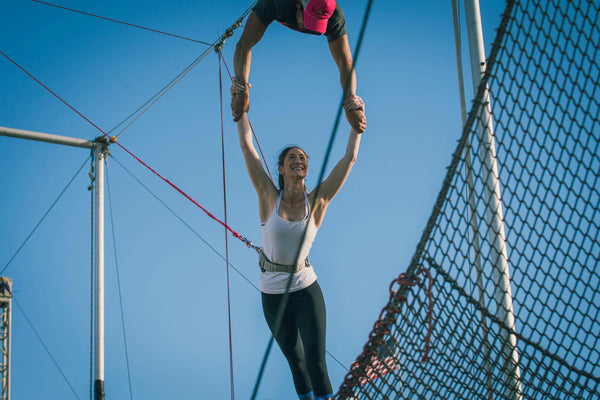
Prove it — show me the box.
[0,0,506,398]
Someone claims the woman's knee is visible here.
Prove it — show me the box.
[308,358,328,377]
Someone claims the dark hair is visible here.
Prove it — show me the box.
[277,146,309,190]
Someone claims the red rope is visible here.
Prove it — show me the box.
[32,0,212,45]
[1,50,108,137]
[336,268,434,397]
[1,49,257,250]
[111,137,251,243]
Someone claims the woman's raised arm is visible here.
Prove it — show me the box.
[236,113,278,222]
[310,127,363,227]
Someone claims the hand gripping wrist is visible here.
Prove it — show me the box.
[344,94,365,112]
[230,77,251,96]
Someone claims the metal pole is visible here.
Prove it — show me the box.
[463,1,523,399]
[450,1,494,398]
[0,278,12,400]
[0,126,94,149]
[5,292,9,400]
[94,142,106,400]
[1,127,109,398]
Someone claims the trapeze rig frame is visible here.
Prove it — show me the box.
[0,278,12,400]
[213,15,244,54]
[0,126,110,400]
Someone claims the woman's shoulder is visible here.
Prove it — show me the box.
[258,188,280,223]
[308,187,327,205]
[307,189,330,228]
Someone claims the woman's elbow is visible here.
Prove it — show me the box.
[347,153,358,166]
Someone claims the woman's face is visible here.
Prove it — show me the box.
[279,148,308,181]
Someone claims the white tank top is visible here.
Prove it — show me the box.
[260,191,318,294]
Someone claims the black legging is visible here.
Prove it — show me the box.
[261,281,333,397]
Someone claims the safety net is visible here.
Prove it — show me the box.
[336,0,600,399]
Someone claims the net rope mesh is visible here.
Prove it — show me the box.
[336,0,600,399]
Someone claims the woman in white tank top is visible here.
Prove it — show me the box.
[235,106,365,400]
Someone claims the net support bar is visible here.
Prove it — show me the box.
[464,1,523,399]
[0,126,94,149]
[451,1,494,399]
